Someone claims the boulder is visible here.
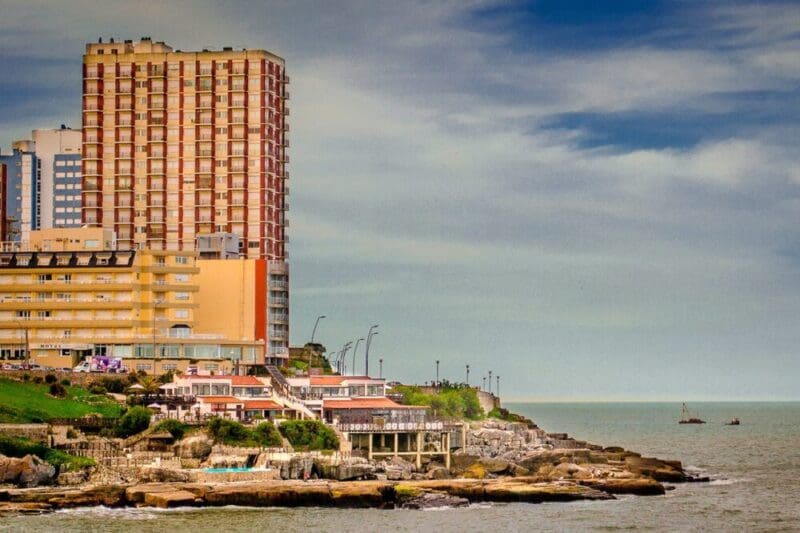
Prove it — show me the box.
[401,491,470,509]
[382,456,414,481]
[427,466,451,480]
[476,457,510,474]
[462,463,487,479]
[0,454,56,488]
[579,478,666,496]
[138,466,193,483]
[143,489,201,508]
[175,434,213,460]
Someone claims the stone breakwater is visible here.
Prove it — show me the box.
[0,419,706,514]
[0,476,662,514]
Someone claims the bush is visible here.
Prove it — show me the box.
[44,373,58,384]
[207,418,283,447]
[253,422,283,447]
[154,419,188,440]
[32,376,44,384]
[99,377,126,394]
[115,406,151,437]
[66,429,77,439]
[208,418,253,445]
[278,420,339,451]
[89,384,107,395]
[394,385,484,420]
[49,383,67,397]
[60,378,71,387]
[21,373,30,382]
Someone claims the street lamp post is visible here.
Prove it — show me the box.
[488,371,492,395]
[496,375,500,398]
[365,325,378,376]
[310,315,326,343]
[435,360,440,389]
[482,376,486,391]
[466,364,470,386]
[339,342,352,374]
[351,338,364,375]
[379,358,383,379]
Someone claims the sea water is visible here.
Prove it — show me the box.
[3,402,798,532]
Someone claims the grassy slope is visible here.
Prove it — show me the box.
[0,434,95,471]
[0,377,122,423]
[393,384,485,420]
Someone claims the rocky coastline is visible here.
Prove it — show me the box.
[0,418,708,515]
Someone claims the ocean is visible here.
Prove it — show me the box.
[3,402,798,532]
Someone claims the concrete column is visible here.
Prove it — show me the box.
[445,432,451,469]
[393,433,399,458]
[415,432,422,469]
[367,432,373,461]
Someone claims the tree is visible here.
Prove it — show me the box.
[116,406,151,437]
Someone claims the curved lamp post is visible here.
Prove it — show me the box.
[339,342,352,374]
[365,324,379,376]
[310,315,326,343]
[351,338,365,375]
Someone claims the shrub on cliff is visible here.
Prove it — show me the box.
[115,406,151,437]
[208,418,252,444]
[394,385,484,420]
[253,422,283,447]
[206,418,281,447]
[44,374,57,385]
[154,419,188,440]
[278,420,338,451]
[0,434,94,471]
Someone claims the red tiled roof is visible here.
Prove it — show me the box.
[179,375,266,386]
[198,396,242,404]
[323,398,423,410]
[310,375,383,386]
[230,376,266,386]
[243,400,283,410]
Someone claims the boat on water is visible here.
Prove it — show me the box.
[726,417,740,426]
[679,403,706,424]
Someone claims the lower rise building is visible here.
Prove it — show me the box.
[0,228,268,373]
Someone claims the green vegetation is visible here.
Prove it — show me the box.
[393,384,484,420]
[0,435,95,472]
[488,406,532,425]
[278,420,339,451]
[154,419,189,440]
[0,377,122,423]
[115,406,151,437]
[207,418,283,447]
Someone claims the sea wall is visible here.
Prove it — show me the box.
[0,424,50,445]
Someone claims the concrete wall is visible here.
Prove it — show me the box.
[476,390,500,415]
[0,423,50,444]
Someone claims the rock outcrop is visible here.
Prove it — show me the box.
[0,455,57,488]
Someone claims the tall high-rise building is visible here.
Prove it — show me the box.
[0,162,6,242]
[82,37,290,360]
[81,37,289,258]
[32,126,83,229]
[0,141,38,243]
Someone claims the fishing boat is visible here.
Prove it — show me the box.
[678,403,706,424]
[725,417,740,426]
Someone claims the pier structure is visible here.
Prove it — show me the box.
[336,419,465,468]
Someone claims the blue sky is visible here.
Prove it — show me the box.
[1,1,799,400]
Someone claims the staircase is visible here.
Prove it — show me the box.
[265,365,291,396]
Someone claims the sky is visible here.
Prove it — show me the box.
[1,0,799,401]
